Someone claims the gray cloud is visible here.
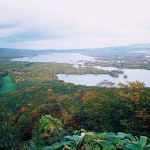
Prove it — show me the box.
[0,0,150,49]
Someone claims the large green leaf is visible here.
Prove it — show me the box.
[52,118,62,126]
[80,128,87,132]
[140,136,147,147]
[43,123,55,132]
[65,135,82,143]
[84,134,95,143]
[43,141,75,150]
[118,139,130,146]
[40,118,49,127]
[39,115,52,131]
[44,123,51,131]
[98,141,116,149]
[124,143,142,150]
[97,133,107,139]
[85,142,100,150]
[117,132,134,141]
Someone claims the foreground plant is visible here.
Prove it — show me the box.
[44,131,150,150]
[30,115,149,150]
[30,115,67,149]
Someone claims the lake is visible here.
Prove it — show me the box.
[0,75,17,92]
[11,53,96,64]
[11,53,150,87]
[57,69,150,87]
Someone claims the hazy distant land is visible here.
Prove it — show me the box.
[1,43,150,61]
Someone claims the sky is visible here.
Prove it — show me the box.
[0,0,150,50]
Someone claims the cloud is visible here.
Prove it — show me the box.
[0,0,150,49]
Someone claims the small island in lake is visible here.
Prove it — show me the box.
[124,75,128,78]
[110,70,124,78]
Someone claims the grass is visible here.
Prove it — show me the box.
[0,75,17,92]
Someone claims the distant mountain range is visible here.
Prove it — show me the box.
[0,43,150,59]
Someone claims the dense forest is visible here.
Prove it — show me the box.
[0,58,150,150]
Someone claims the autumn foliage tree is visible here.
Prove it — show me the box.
[116,81,150,136]
[118,81,144,102]
[81,91,96,102]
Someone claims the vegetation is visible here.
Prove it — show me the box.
[109,70,123,78]
[29,115,150,150]
[84,60,150,70]
[0,58,150,149]
[0,75,17,92]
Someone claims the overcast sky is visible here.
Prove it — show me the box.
[0,0,150,50]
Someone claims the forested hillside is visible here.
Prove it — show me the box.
[0,59,150,149]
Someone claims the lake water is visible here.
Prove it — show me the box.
[0,75,17,92]
[93,66,118,71]
[11,53,96,64]
[57,69,150,87]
